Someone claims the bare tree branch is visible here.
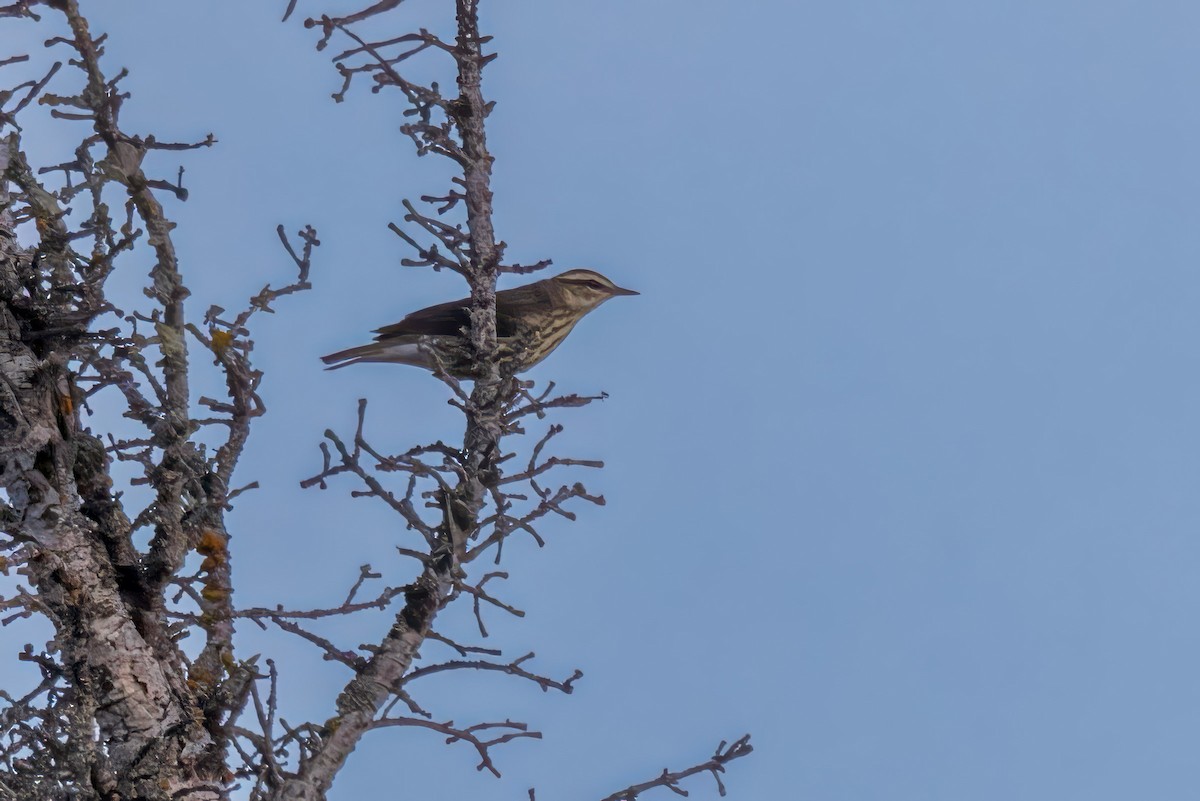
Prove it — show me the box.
[597,736,755,801]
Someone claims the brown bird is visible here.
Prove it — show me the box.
[321,269,638,377]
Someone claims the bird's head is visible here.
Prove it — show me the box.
[549,269,639,311]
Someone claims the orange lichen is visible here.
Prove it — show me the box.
[210,328,235,354]
[196,529,226,561]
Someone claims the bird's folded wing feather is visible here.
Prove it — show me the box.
[373,296,519,340]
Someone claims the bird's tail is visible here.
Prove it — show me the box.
[321,340,428,371]
[321,343,381,370]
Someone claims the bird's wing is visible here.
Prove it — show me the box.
[374,297,471,339]
[373,296,519,339]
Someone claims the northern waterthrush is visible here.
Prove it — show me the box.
[321,269,638,377]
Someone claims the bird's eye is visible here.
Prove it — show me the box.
[587,280,603,289]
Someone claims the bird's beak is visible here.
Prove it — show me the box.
[610,285,639,297]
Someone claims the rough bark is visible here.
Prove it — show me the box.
[0,136,223,800]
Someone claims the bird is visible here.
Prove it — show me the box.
[321,269,638,377]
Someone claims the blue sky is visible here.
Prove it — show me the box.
[7,1,1200,798]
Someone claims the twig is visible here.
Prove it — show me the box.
[597,736,755,801]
